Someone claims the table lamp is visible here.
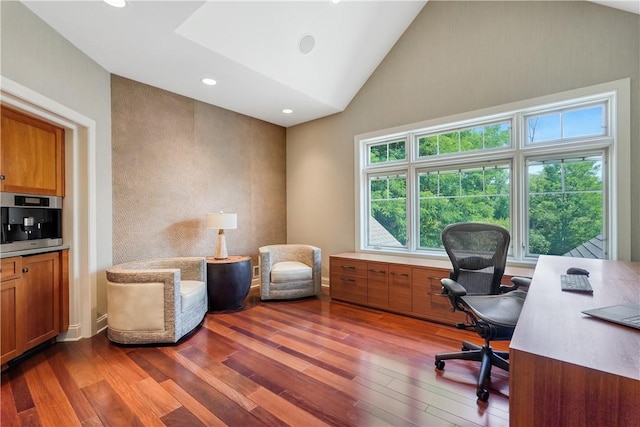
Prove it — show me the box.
[206,212,237,259]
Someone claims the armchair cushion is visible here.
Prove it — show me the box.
[271,261,312,283]
[180,280,207,312]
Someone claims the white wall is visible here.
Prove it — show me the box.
[286,1,640,272]
[1,1,112,334]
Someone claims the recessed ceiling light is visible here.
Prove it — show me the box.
[282,109,293,114]
[298,34,315,55]
[202,78,217,86]
[104,0,126,8]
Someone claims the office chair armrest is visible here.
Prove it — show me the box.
[510,276,532,291]
[441,278,467,297]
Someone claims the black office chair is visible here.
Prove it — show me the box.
[434,222,527,402]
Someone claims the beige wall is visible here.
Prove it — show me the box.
[286,1,640,273]
[111,76,286,265]
[1,1,113,331]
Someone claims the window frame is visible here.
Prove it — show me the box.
[354,79,631,263]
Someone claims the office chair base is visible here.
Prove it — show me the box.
[435,342,509,402]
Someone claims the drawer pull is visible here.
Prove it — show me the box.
[369,269,386,274]
[22,268,29,273]
[341,277,356,283]
[390,272,409,277]
[341,265,356,270]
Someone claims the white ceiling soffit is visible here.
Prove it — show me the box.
[21,0,427,127]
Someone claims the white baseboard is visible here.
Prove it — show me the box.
[56,324,83,342]
[96,313,108,334]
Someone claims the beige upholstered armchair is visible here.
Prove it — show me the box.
[259,244,321,300]
[106,257,207,344]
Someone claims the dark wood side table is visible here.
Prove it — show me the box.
[206,256,252,312]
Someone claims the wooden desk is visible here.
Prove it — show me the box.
[509,255,640,426]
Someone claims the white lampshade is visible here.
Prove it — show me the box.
[206,212,237,230]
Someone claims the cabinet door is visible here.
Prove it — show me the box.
[1,106,65,196]
[389,265,411,312]
[1,277,25,365]
[330,258,367,304]
[412,267,466,325]
[22,252,60,350]
[367,262,388,308]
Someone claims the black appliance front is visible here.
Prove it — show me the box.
[1,192,63,252]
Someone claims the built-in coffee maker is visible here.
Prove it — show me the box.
[1,192,62,252]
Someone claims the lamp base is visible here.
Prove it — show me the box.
[214,230,229,260]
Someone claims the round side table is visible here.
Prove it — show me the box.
[206,256,252,312]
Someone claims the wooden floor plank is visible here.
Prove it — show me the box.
[160,380,227,427]
[82,379,145,427]
[46,348,100,424]
[133,347,267,426]
[159,406,206,427]
[4,365,34,413]
[0,374,20,427]
[21,353,82,426]
[1,291,512,426]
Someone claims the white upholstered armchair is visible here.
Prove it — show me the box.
[106,257,207,344]
[259,244,321,300]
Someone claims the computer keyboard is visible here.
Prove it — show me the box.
[621,315,640,326]
[561,274,593,293]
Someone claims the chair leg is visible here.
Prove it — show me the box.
[435,343,510,402]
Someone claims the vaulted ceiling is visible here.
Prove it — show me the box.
[22,1,638,127]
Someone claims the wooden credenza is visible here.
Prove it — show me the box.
[330,252,534,325]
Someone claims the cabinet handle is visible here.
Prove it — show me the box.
[0,175,4,181]
[369,269,386,274]
[390,272,409,277]
[341,265,355,270]
[341,277,356,283]
[22,268,29,273]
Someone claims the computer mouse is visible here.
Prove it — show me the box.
[567,267,589,276]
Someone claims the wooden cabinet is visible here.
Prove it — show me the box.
[329,257,367,304]
[412,267,466,324]
[367,262,388,308]
[1,257,25,365]
[22,252,60,351]
[0,251,67,366]
[1,106,65,196]
[330,253,534,326]
[388,265,411,312]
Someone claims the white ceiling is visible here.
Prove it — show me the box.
[21,1,638,128]
[22,0,426,127]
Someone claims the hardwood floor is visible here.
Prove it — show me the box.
[1,291,511,426]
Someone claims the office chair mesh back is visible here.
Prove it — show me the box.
[442,223,510,295]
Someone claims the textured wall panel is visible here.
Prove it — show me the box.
[111,75,286,265]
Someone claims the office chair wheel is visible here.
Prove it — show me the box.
[477,388,489,402]
[435,360,445,370]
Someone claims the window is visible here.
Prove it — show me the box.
[418,163,510,250]
[356,81,628,262]
[368,173,407,248]
[526,155,604,258]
